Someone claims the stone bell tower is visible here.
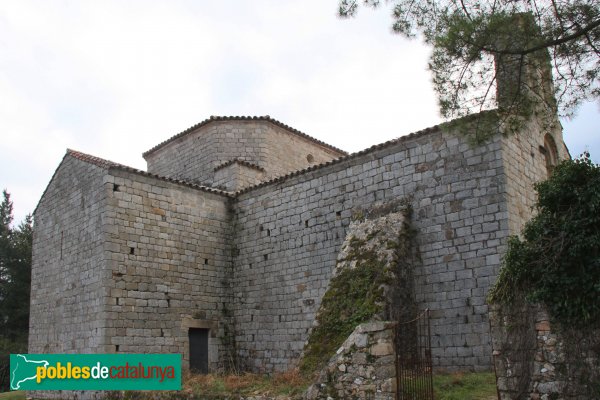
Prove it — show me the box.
[494,13,570,234]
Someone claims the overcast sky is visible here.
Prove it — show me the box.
[1,1,598,224]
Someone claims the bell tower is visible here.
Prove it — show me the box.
[495,13,570,234]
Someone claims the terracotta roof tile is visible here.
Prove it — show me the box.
[142,115,348,158]
[66,149,234,197]
[67,149,123,169]
[36,111,494,215]
[233,110,498,196]
[213,159,266,172]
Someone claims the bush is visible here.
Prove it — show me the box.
[489,153,600,327]
[0,336,28,392]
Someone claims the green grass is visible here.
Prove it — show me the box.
[182,370,310,398]
[3,372,497,400]
[433,371,498,400]
[102,370,311,399]
[0,391,25,400]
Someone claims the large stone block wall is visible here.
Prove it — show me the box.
[501,117,569,235]
[263,123,342,177]
[232,127,509,372]
[145,121,268,185]
[144,120,342,187]
[30,111,569,379]
[29,157,109,354]
[213,162,266,191]
[102,169,233,370]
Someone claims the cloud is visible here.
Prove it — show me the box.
[0,0,597,223]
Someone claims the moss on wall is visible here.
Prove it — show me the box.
[299,206,415,375]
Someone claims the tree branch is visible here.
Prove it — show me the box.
[460,0,472,21]
[481,18,600,56]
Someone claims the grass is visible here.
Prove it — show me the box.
[433,371,498,400]
[103,369,311,399]
[0,392,25,400]
[183,370,309,398]
[2,371,497,399]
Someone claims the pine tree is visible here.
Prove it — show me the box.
[0,190,32,341]
[0,191,13,315]
[339,1,599,120]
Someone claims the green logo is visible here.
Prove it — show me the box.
[10,354,181,391]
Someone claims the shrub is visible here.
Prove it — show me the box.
[489,153,600,327]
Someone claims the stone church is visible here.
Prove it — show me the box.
[29,50,569,375]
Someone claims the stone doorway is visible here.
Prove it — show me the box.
[189,328,209,374]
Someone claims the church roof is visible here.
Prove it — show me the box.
[213,158,266,172]
[235,124,440,195]
[234,110,498,196]
[66,149,233,197]
[36,110,497,215]
[142,115,348,158]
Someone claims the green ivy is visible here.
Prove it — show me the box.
[299,241,391,374]
[489,153,600,327]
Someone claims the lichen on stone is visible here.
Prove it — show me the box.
[299,205,416,375]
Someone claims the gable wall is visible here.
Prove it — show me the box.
[29,157,109,354]
[101,170,233,370]
[232,128,509,372]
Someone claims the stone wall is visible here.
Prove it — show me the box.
[213,161,266,191]
[262,123,342,177]
[495,36,570,236]
[144,119,343,187]
[30,156,109,354]
[304,322,397,400]
[501,117,569,235]
[102,168,233,371]
[490,304,600,399]
[30,107,568,380]
[232,126,509,372]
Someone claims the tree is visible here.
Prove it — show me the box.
[0,190,32,341]
[489,153,600,327]
[0,191,14,299]
[339,0,599,121]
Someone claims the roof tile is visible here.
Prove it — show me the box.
[142,115,348,158]
[66,149,234,197]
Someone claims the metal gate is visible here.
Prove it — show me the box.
[395,309,434,400]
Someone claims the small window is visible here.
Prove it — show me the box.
[306,154,314,163]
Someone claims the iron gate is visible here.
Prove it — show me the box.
[395,309,434,400]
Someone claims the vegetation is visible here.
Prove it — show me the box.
[7,371,496,399]
[103,370,310,399]
[0,190,32,392]
[299,236,394,374]
[489,153,600,327]
[0,391,25,400]
[182,370,309,398]
[433,371,498,400]
[338,0,599,121]
[109,371,498,399]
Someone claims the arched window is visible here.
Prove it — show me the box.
[540,134,559,177]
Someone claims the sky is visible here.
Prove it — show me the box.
[1,1,598,224]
